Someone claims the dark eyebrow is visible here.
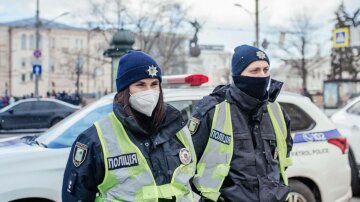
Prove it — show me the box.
[135,81,146,84]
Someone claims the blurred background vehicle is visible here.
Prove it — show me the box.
[0,98,80,133]
[0,97,9,109]
[331,95,360,196]
[0,79,352,202]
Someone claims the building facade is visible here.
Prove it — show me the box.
[0,18,113,97]
[186,45,232,86]
[0,18,233,97]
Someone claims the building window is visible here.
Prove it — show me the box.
[21,74,26,82]
[76,39,83,50]
[50,58,55,72]
[21,58,26,68]
[21,34,27,50]
[51,37,56,48]
[29,34,35,50]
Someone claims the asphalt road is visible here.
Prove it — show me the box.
[352,197,360,202]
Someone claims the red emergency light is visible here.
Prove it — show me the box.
[162,74,209,86]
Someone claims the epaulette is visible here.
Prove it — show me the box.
[194,95,219,117]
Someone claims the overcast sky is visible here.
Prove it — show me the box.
[0,0,359,58]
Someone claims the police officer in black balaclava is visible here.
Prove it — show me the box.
[189,44,293,202]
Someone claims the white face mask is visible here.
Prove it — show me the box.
[129,89,160,117]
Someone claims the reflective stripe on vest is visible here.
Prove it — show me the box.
[192,101,233,201]
[193,101,292,201]
[94,112,196,202]
[267,102,293,185]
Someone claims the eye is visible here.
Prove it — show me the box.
[136,83,145,87]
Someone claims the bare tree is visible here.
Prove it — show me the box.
[88,0,190,74]
[273,12,322,89]
[331,3,360,80]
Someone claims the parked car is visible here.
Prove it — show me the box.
[0,98,80,133]
[0,87,352,202]
[331,95,360,196]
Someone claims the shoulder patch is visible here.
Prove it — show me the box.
[73,142,88,167]
[188,117,200,135]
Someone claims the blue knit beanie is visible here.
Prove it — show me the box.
[116,50,162,92]
[231,45,270,76]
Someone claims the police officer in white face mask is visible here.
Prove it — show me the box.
[62,50,197,202]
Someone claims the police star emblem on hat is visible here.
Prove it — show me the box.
[147,65,158,77]
[256,51,266,59]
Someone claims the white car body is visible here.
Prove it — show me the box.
[331,96,360,195]
[331,96,360,166]
[0,88,352,202]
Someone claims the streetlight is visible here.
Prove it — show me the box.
[34,0,69,97]
[234,1,259,47]
[103,28,135,92]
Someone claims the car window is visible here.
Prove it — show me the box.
[32,101,57,111]
[45,104,112,148]
[280,102,315,132]
[11,102,33,111]
[168,100,200,122]
[346,101,360,115]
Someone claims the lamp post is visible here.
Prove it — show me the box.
[34,0,40,97]
[103,28,134,92]
[34,0,69,97]
[234,0,259,47]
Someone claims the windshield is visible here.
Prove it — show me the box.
[36,101,112,148]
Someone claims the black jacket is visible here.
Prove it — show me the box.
[62,102,188,202]
[191,79,293,202]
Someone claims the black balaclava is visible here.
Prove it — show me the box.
[232,75,270,100]
[231,45,270,100]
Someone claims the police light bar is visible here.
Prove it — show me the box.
[162,74,209,86]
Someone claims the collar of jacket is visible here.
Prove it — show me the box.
[112,102,185,146]
[226,78,283,114]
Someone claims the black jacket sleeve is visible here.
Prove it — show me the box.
[62,125,105,202]
[190,95,219,160]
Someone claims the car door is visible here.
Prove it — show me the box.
[344,100,360,162]
[31,101,57,129]
[1,102,34,130]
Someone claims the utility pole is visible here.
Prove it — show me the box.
[255,0,259,47]
[35,0,40,97]
[234,1,260,47]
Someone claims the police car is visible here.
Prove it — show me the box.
[0,75,352,202]
[331,95,360,196]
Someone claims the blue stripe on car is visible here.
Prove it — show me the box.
[293,129,341,144]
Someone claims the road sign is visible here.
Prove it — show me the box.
[332,27,349,48]
[33,64,42,75]
[33,49,42,58]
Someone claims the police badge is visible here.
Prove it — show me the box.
[188,117,200,135]
[147,65,158,77]
[73,142,88,167]
[256,51,266,59]
[179,148,192,165]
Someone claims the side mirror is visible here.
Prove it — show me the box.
[8,109,14,114]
